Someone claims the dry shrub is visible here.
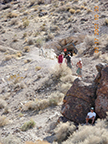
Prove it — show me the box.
[76,9,81,14]
[35,66,41,71]
[60,75,77,84]
[51,64,72,80]
[80,5,87,10]
[69,9,75,14]
[28,39,34,45]
[25,140,50,144]
[63,119,108,144]
[87,9,92,13]
[0,47,6,52]
[54,122,76,142]
[84,35,95,48]
[16,52,22,57]
[21,119,35,131]
[0,115,9,127]
[0,99,7,109]
[10,18,18,25]
[23,20,29,28]
[1,134,21,144]
[7,12,18,18]
[50,25,60,32]
[105,18,108,26]
[93,51,101,59]
[100,53,108,63]
[58,83,71,94]
[22,92,64,111]
[24,46,30,52]
[4,55,12,61]
[24,59,31,63]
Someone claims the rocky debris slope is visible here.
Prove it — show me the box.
[61,63,108,123]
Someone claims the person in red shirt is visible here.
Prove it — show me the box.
[58,52,64,67]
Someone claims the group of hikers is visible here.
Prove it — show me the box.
[58,52,97,125]
[58,52,82,78]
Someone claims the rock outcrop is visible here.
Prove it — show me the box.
[95,65,108,118]
[61,63,108,123]
[61,79,96,124]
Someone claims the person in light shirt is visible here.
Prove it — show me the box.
[86,107,96,125]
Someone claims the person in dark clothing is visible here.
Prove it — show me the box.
[65,52,73,69]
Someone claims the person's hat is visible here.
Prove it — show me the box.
[79,58,82,61]
[68,52,71,55]
[91,107,94,110]
[61,52,64,55]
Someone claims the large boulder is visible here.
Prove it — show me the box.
[95,65,108,118]
[61,79,96,124]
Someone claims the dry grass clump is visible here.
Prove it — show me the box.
[93,51,101,59]
[69,9,75,14]
[76,9,81,14]
[80,5,87,10]
[51,64,72,80]
[60,75,77,84]
[24,59,31,64]
[21,119,36,131]
[22,92,64,111]
[7,12,18,18]
[54,122,76,142]
[50,25,60,32]
[37,0,45,5]
[24,46,30,52]
[0,115,9,127]
[23,20,29,28]
[100,53,108,63]
[63,119,108,144]
[84,35,95,48]
[36,38,43,47]
[58,83,71,94]
[87,9,92,13]
[25,140,50,144]
[27,39,34,45]
[1,134,21,144]
[23,32,27,38]
[0,99,7,109]
[16,52,22,57]
[10,18,18,25]
[35,66,41,71]
[4,55,12,61]
[105,18,108,26]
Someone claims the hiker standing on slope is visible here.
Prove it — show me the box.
[65,52,73,69]
[76,58,82,78]
[58,52,64,67]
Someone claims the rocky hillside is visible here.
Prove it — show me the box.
[0,0,108,144]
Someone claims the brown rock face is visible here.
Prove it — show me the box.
[61,64,108,123]
[95,66,108,118]
[61,79,96,124]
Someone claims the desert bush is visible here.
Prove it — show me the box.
[22,92,64,111]
[21,119,36,131]
[29,0,35,6]
[51,64,72,80]
[63,119,108,144]
[76,9,81,14]
[54,122,76,142]
[35,66,41,71]
[69,9,75,14]
[25,140,50,144]
[1,134,22,144]
[105,18,108,26]
[93,51,101,59]
[87,9,92,13]
[27,39,34,45]
[23,20,29,28]
[60,75,77,84]
[24,59,31,63]
[58,83,71,94]
[0,115,9,127]
[0,99,7,109]
[7,12,18,18]
[84,35,95,48]
[37,0,45,5]
[24,46,30,52]
[100,53,108,63]
[16,52,22,57]
[80,5,87,10]
[50,25,60,32]
[36,38,43,47]
[10,18,18,25]
[23,32,27,38]
[4,55,12,61]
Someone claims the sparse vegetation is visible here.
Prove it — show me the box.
[0,99,7,109]
[35,66,41,71]
[69,9,75,14]
[7,12,18,18]
[21,119,36,131]
[105,18,108,26]
[24,46,30,52]
[27,39,34,45]
[23,20,29,28]
[4,55,12,61]
[0,115,9,127]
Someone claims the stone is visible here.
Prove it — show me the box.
[95,65,108,118]
[61,78,96,124]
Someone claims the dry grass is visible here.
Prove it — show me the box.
[28,39,34,45]
[1,134,21,144]
[16,52,22,57]
[100,53,108,63]
[0,115,9,127]
[25,140,50,144]
[22,92,64,111]
[105,18,108,26]
[21,119,36,131]
[69,9,75,14]
[24,46,30,52]
[76,9,81,14]
[58,83,71,94]
[63,119,108,144]
[35,66,41,71]
[7,12,18,18]
[84,35,95,48]
[0,99,7,109]
[87,9,92,13]
[54,122,76,142]
[23,20,29,28]
[4,55,12,61]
